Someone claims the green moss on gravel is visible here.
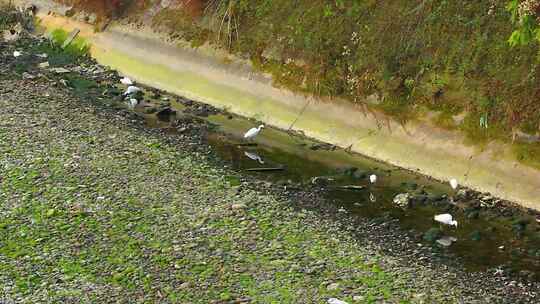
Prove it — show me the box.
[0,75,509,303]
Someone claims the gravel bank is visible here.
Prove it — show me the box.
[0,35,539,303]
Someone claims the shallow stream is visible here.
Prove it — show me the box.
[125,89,540,281]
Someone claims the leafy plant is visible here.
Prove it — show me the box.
[507,0,540,46]
[49,28,90,57]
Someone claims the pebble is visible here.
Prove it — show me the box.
[231,203,247,210]
[328,298,348,304]
[22,72,35,79]
[327,282,340,291]
[51,67,70,74]
[436,236,457,247]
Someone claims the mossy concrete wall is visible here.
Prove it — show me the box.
[7,0,540,210]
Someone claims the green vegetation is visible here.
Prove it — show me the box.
[6,24,90,77]
[0,2,17,31]
[0,76,473,303]
[514,142,540,169]
[49,28,90,58]
[15,27,92,69]
[151,1,540,138]
[506,0,540,46]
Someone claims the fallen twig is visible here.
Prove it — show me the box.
[245,167,284,172]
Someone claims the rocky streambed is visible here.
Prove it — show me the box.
[1,14,540,303]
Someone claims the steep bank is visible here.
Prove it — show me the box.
[6,0,540,210]
[54,1,540,144]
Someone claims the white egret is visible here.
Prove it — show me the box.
[124,85,141,96]
[434,213,458,227]
[369,174,377,184]
[13,51,21,57]
[244,151,264,164]
[243,125,264,141]
[120,77,133,85]
[328,299,349,304]
[450,178,458,190]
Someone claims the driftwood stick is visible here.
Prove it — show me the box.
[245,167,284,172]
[335,185,366,191]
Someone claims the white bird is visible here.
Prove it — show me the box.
[450,178,458,190]
[369,174,377,184]
[244,151,264,164]
[13,51,22,57]
[120,77,133,85]
[124,85,141,96]
[434,213,458,227]
[127,98,138,109]
[243,125,264,140]
[328,299,349,304]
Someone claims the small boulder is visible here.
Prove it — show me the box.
[51,67,70,74]
[436,236,457,247]
[231,203,247,210]
[326,282,340,291]
[38,62,50,69]
[328,298,348,304]
[22,72,35,80]
[392,193,411,208]
[311,176,333,186]
[156,107,176,120]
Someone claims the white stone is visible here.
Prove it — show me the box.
[392,193,410,208]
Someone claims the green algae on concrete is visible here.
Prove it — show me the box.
[90,42,540,210]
